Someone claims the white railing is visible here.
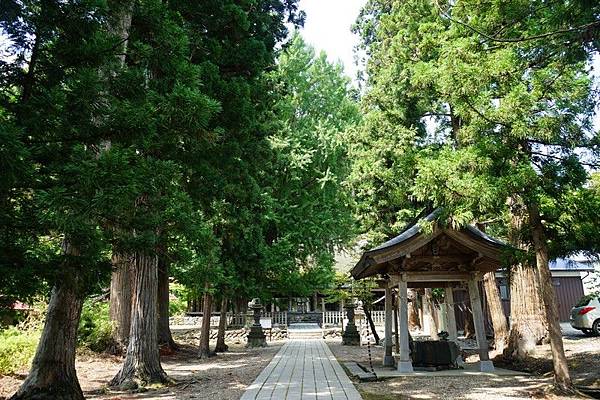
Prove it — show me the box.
[370,310,386,326]
[262,312,288,326]
[322,311,345,326]
[227,312,246,327]
[177,310,389,328]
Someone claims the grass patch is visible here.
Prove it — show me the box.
[0,326,40,375]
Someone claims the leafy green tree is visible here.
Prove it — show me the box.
[1,2,119,398]
[261,34,360,300]
[354,0,600,392]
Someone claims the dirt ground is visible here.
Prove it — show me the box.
[0,341,284,400]
[327,332,600,400]
[2,330,598,400]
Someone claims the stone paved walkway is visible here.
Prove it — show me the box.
[240,340,362,400]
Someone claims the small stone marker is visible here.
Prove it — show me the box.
[342,303,360,346]
[247,298,267,347]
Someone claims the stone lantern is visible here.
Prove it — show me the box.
[342,301,360,346]
[246,298,267,347]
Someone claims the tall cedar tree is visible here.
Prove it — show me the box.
[353,0,600,392]
[1,2,118,398]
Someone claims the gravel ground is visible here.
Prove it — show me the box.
[326,334,599,400]
[0,341,283,400]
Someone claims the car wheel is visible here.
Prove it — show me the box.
[593,320,600,336]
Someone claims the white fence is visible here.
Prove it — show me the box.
[173,310,387,328]
[322,311,345,326]
[263,311,287,326]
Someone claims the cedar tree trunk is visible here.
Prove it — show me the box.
[528,202,573,392]
[424,288,439,340]
[199,287,215,358]
[215,297,229,353]
[483,272,508,353]
[505,197,547,358]
[408,289,421,330]
[110,252,168,388]
[157,257,177,352]
[11,244,84,400]
[463,302,475,339]
[109,252,131,354]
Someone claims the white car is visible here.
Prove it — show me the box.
[570,295,600,336]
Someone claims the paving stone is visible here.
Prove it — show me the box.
[240,339,362,400]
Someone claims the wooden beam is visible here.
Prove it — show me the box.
[372,229,443,265]
[444,229,502,262]
[388,272,471,287]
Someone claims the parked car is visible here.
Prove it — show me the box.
[570,295,600,336]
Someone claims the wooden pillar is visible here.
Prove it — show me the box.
[468,277,494,372]
[383,286,394,367]
[397,276,413,372]
[445,287,458,341]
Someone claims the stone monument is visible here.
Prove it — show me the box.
[246,298,267,347]
[342,302,360,346]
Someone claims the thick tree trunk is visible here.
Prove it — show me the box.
[215,297,229,353]
[408,289,421,330]
[483,272,508,353]
[505,197,547,358]
[109,252,131,354]
[11,243,84,400]
[463,303,476,339]
[157,257,177,352]
[423,288,439,340]
[199,287,215,358]
[505,262,547,357]
[110,252,168,389]
[364,308,380,345]
[528,202,573,392]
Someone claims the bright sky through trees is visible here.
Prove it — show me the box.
[297,0,365,80]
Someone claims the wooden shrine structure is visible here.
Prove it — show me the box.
[351,210,507,372]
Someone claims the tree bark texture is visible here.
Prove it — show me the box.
[408,289,421,330]
[463,301,476,339]
[198,287,214,358]
[483,272,509,353]
[528,202,573,392]
[109,252,132,354]
[505,197,547,358]
[157,257,177,352]
[505,262,547,357]
[11,243,84,400]
[215,297,229,353]
[110,252,168,388]
[424,288,439,340]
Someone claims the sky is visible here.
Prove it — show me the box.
[296,0,366,80]
[296,0,600,130]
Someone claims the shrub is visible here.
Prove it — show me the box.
[169,282,189,317]
[0,326,40,375]
[78,300,114,352]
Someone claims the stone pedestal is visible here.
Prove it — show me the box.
[246,298,267,348]
[342,303,360,346]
